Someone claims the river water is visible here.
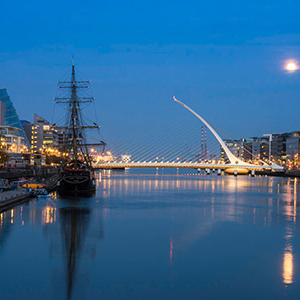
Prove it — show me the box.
[0,170,299,300]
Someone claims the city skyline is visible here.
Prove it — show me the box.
[0,2,300,299]
[1,0,300,144]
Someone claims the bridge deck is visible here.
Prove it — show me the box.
[93,162,271,171]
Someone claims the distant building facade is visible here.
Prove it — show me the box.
[0,89,30,147]
[0,101,6,125]
[31,114,58,152]
[242,137,269,162]
[261,132,300,167]
[221,139,243,162]
[285,132,300,167]
[0,126,27,153]
[20,120,33,146]
[222,137,270,163]
[57,129,67,149]
[226,131,300,168]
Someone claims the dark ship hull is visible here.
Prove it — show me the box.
[57,169,96,197]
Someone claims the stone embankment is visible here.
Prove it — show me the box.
[256,170,300,178]
[0,189,34,212]
[0,166,59,180]
[286,170,300,178]
[0,166,59,212]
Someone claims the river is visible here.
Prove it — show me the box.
[0,170,299,300]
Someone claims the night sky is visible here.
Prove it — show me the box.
[0,0,300,146]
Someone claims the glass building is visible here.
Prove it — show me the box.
[0,88,29,147]
[286,132,300,167]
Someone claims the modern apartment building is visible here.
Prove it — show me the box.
[31,114,58,152]
[0,88,30,147]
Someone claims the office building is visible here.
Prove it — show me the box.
[0,89,30,147]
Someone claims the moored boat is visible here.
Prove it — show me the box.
[57,159,96,196]
[33,188,52,197]
[54,60,103,197]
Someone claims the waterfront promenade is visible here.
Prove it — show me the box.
[0,188,33,212]
[0,166,58,180]
[0,168,58,212]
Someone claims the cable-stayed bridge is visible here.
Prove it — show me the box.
[93,98,284,175]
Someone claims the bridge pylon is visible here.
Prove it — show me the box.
[173,96,284,173]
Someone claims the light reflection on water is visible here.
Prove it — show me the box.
[283,242,293,285]
[0,172,299,299]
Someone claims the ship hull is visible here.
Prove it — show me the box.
[57,170,96,197]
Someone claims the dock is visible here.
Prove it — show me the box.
[0,188,34,212]
[0,166,58,181]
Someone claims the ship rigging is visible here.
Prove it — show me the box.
[55,60,104,196]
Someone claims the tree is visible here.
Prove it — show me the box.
[0,149,10,164]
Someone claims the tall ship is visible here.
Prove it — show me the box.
[55,60,104,196]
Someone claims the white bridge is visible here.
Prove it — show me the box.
[93,162,273,173]
[93,98,284,175]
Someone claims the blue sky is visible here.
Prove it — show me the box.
[0,0,300,147]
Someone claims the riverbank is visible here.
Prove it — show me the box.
[0,166,58,180]
[256,170,300,178]
[0,188,33,213]
[0,167,59,212]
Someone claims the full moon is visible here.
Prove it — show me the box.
[285,61,298,72]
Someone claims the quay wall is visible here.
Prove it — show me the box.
[0,189,34,213]
[256,170,300,178]
[0,167,59,180]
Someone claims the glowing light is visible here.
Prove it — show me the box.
[285,60,298,73]
[42,206,56,224]
[283,246,293,284]
[170,237,173,262]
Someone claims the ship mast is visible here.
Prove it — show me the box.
[71,59,78,159]
[54,59,105,166]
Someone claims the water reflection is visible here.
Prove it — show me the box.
[96,172,300,200]
[97,174,299,230]
[98,173,300,288]
[59,207,91,300]
[283,221,295,285]
[42,206,56,224]
[283,245,293,285]
[170,237,173,263]
[281,178,298,285]
[2,195,106,300]
[0,173,299,299]
[52,201,104,300]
